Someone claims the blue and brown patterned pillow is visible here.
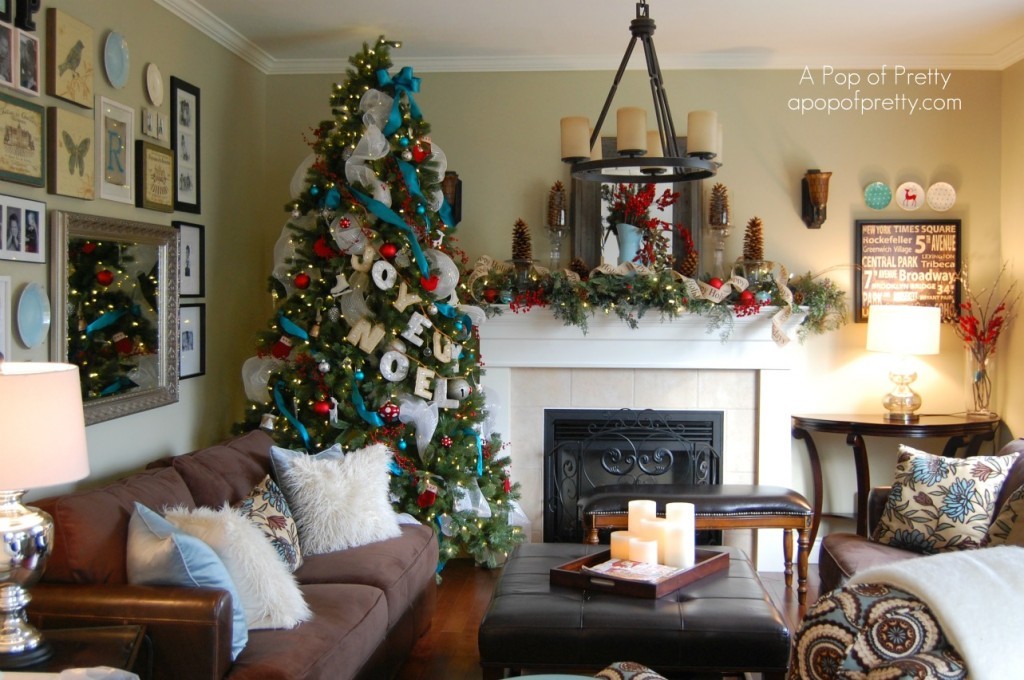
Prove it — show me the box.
[872,445,1019,554]
[985,483,1024,547]
[236,475,303,572]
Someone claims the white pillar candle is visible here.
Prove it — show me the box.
[628,538,659,564]
[686,110,717,156]
[616,107,647,154]
[560,116,591,160]
[640,517,670,564]
[610,531,634,560]
[715,121,724,163]
[662,524,696,568]
[627,499,657,534]
[665,502,696,568]
[590,128,603,160]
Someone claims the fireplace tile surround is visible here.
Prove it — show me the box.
[479,308,807,571]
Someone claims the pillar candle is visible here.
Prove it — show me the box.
[665,502,696,568]
[715,122,724,163]
[627,499,656,534]
[610,531,634,560]
[640,517,670,564]
[646,130,663,157]
[590,128,603,160]
[686,110,717,156]
[616,107,647,154]
[560,116,591,160]
[628,538,658,564]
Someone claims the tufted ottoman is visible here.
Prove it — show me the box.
[478,543,791,679]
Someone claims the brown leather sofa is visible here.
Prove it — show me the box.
[817,438,1024,594]
[28,430,438,680]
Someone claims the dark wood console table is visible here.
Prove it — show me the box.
[791,413,999,547]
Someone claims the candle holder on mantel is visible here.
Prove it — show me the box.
[707,183,731,279]
[546,180,569,270]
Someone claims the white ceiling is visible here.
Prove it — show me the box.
[153,0,1024,75]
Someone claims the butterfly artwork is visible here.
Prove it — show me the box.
[47,107,95,200]
[62,130,90,176]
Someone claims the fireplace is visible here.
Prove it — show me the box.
[543,408,724,543]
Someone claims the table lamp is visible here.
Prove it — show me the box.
[0,361,90,668]
[866,305,941,422]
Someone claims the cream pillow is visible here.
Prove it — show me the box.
[165,504,311,630]
[271,443,402,554]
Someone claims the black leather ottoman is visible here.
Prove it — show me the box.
[478,544,790,679]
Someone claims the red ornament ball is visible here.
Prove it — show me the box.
[312,400,332,417]
[417,488,437,508]
[441,435,453,448]
[379,242,399,259]
[81,242,96,255]
[483,288,499,303]
[96,269,115,286]
[738,289,755,304]
[294,272,311,289]
[378,401,401,423]
[411,142,432,163]
[708,277,724,289]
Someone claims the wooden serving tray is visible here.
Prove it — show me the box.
[549,548,729,599]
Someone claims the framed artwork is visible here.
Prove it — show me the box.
[175,220,204,297]
[0,91,43,186]
[47,106,94,200]
[0,2,10,23]
[96,95,134,203]
[135,140,174,212]
[0,274,10,359]
[179,302,205,379]
[170,76,200,213]
[0,193,44,262]
[854,219,962,322]
[45,8,94,107]
[0,22,13,86]
[16,28,38,95]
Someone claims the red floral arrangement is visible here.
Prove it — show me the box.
[601,183,680,268]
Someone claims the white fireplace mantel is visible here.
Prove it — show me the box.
[477,308,809,571]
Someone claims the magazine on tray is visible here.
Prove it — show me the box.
[581,558,686,583]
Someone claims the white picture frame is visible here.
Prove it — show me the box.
[96,95,134,203]
[0,275,10,359]
[0,193,45,263]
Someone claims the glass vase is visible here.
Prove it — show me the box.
[965,350,996,418]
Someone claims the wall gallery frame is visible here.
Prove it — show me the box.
[0,192,44,263]
[96,95,134,203]
[136,140,174,212]
[171,76,200,213]
[45,8,95,108]
[47,106,95,200]
[16,27,38,96]
[179,302,205,379]
[0,22,13,87]
[0,91,43,186]
[174,220,205,297]
[0,275,10,359]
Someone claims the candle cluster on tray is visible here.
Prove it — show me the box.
[610,500,696,568]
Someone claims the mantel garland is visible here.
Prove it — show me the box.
[463,256,848,345]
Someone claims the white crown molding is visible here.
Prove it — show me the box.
[151,0,277,73]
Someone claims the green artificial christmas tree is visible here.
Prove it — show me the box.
[237,37,524,570]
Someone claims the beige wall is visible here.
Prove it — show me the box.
[1001,61,1024,435]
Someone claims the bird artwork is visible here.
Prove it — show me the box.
[62,131,90,176]
[58,39,84,77]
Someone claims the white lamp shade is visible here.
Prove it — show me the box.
[0,362,90,490]
[866,305,941,356]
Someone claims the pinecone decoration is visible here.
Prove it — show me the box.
[709,183,730,227]
[547,181,567,229]
[511,218,533,261]
[743,217,764,262]
[569,257,590,280]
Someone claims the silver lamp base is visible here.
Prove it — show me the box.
[0,490,54,668]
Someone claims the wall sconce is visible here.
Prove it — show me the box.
[801,169,832,229]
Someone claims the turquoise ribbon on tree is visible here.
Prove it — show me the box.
[349,187,429,278]
[278,313,309,341]
[376,67,422,136]
[323,187,341,210]
[462,428,483,476]
[273,380,311,451]
[351,377,385,427]
[85,308,128,336]
[100,375,134,396]
[396,159,455,230]
[434,302,472,335]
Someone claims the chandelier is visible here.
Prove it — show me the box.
[560,1,720,184]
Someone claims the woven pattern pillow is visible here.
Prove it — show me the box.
[236,475,303,572]
[985,483,1024,546]
[271,443,401,554]
[872,445,1019,554]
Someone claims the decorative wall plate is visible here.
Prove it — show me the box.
[146,63,163,106]
[895,181,925,211]
[16,282,50,348]
[926,182,956,211]
[863,182,891,210]
[104,31,129,89]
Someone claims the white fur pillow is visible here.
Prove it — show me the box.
[272,443,402,554]
[165,505,311,630]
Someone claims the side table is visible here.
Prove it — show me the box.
[17,626,149,678]
[791,413,999,547]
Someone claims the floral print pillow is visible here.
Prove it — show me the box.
[872,445,1019,554]
[236,475,303,571]
[985,483,1024,546]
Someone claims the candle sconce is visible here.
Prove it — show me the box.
[801,169,832,229]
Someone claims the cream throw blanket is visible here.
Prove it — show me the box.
[849,545,1024,680]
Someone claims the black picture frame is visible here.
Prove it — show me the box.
[179,302,205,379]
[854,219,962,322]
[174,220,205,297]
[0,2,11,23]
[170,76,200,213]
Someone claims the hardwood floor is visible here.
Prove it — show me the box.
[395,557,821,680]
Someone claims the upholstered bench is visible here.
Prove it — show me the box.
[581,484,813,604]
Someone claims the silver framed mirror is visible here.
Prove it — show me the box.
[50,211,179,425]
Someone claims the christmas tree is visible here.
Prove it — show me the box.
[236,37,524,569]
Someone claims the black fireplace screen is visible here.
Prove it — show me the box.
[543,408,724,543]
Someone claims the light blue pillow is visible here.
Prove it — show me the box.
[270,443,344,483]
[126,502,248,660]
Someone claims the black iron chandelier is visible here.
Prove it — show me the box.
[560,1,720,184]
